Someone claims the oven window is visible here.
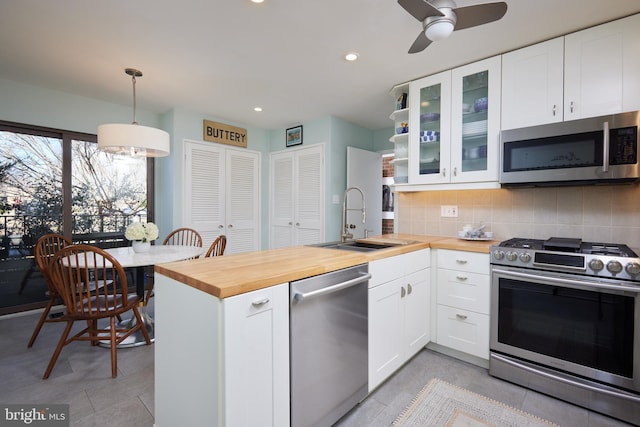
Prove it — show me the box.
[498,278,634,378]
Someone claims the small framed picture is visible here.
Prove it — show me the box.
[286,125,303,147]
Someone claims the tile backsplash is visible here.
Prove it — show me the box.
[397,184,640,249]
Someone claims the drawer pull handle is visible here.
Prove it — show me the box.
[456,259,467,264]
[407,284,413,295]
[251,298,270,307]
[401,286,406,298]
[456,313,468,320]
[456,275,468,281]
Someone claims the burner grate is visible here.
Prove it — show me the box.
[497,238,638,257]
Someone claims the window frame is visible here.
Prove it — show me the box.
[0,120,156,240]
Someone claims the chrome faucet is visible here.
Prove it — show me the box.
[341,186,366,242]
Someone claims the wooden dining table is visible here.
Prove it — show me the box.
[98,245,204,348]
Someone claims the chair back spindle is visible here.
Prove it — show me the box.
[205,235,227,257]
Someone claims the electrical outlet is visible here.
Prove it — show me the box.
[441,205,458,218]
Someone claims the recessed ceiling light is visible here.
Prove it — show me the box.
[251,0,264,3]
[254,107,263,112]
[344,52,359,62]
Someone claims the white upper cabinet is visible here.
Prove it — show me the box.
[450,56,501,184]
[564,13,640,120]
[408,70,452,185]
[501,37,564,129]
[502,13,640,129]
[407,56,500,187]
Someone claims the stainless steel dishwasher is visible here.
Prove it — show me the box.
[290,263,370,427]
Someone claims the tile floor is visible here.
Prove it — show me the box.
[0,306,634,427]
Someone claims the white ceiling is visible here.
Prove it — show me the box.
[1,0,640,131]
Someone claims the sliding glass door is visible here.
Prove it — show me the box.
[0,122,152,315]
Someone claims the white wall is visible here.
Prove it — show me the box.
[0,78,161,133]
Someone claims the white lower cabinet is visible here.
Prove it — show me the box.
[435,249,490,360]
[368,249,430,391]
[154,275,289,427]
[223,285,290,427]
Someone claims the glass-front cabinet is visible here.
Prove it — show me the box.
[450,56,501,184]
[406,56,501,187]
[408,71,451,185]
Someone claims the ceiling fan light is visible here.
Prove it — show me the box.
[425,20,454,41]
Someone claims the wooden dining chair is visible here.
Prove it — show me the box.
[43,244,151,379]
[143,227,203,303]
[162,227,203,248]
[205,235,227,257]
[27,234,73,348]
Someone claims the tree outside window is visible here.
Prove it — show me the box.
[0,125,148,314]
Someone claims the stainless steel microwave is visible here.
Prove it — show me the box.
[500,111,640,186]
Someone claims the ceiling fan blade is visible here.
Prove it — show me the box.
[408,31,433,54]
[453,2,507,31]
[398,0,444,22]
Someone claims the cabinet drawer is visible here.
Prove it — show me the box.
[436,269,490,314]
[369,256,402,288]
[437,249,489,274]
[225,285,281,316]
[369,249,430,288]
[436,305,489,359]
[404,248,430,273]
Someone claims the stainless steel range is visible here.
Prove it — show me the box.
[489,237,640,425]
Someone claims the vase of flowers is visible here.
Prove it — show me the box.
[125,222,159,253]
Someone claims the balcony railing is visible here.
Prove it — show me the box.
[1,213,146,236]
[0,213,147,258]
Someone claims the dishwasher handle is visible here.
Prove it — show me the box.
[292,272,371,302]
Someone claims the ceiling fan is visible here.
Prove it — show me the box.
[398,0,507,53]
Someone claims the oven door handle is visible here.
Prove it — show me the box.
[492,267,640,293]
[491,353,640,403]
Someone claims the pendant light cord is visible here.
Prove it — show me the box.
[131,73,138,125]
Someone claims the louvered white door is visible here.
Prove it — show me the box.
[294,144,324,245]
[185,141,225,247]
[225,148,260,254]
[185,140,260,255]
[269,144,324,248]
[269,151,295,249]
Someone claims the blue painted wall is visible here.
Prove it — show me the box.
[0,77,390,247]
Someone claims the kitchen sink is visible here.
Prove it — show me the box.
[309,240,397,252]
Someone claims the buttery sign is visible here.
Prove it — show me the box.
[203,120,247,148]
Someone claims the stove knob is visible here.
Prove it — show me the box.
[519,252,531,263]
[589,258,604,271]
[506,251,518,262]
[626,262,640,275]
[493,250,505,260]
[607,260,623,274]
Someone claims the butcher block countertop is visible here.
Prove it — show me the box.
[429,237,496,253]
[154,233,496,298]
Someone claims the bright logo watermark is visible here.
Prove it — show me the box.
[1,405,69,426]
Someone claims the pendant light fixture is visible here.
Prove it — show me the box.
[97,68,170,157]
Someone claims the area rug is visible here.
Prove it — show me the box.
[391,378,558,427]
